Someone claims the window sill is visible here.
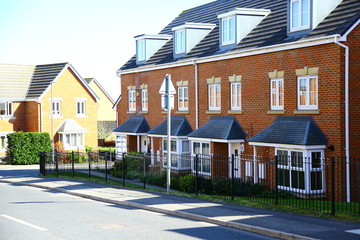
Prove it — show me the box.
[49,115,63,119]
[0,116,15,120]
[267,110,285,115]
[127,111,137,115]
[75,115,87,118]
[139,111,148,115]
[176,110,189,115]
[206,110,222,115]
[294,109,320,115]
[227,110,243,115]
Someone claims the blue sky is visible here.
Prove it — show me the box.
[0,0,213,99]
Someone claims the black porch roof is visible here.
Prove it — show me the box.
[113,115,150,134]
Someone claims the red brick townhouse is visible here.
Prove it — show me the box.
[114,0,360,197]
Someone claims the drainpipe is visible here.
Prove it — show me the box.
[192,60,199,129]
[334,36,350,203]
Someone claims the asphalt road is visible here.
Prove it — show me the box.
[0,182,277,240]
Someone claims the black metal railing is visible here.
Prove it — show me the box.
[39,151,360,216]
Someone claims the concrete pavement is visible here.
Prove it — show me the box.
[1,165,360,240]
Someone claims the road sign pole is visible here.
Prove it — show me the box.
[166,74,171,195]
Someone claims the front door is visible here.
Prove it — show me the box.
[141,135,148,153]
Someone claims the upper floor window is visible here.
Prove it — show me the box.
[290,0,310,32]
[230,82,241,111]
[141,89,148,112]
[221,16,235,45]
[0,102,12,116]
[174,29,185,54]
[137,39,145,62]
[128,90,136,112]
[208,84,221,111]
[178,86,188,111]
[298,75,317,110]
[52,100,61,116]
[76,100,86,116]
[270,78,284,110]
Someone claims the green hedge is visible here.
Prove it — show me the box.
[7,132,52,165]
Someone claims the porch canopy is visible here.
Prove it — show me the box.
[113,115,150,135]
[147,115,192,137]
[248,116,328,148]
[187,116,246,142]
[58,119,86,133]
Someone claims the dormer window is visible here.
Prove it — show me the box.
[290,0,310,32]
[134,34,171,64]
[221,16,235,45]
[137,39,145,62]
[172,23,215,58]
[174,29,186,54]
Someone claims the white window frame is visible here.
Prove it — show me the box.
[178,86,188,111]
[162,138,191,170]
[116,135,127,155]
[276,148,324,194]
[141,89,148,112]
[128,90,136,112]
[290,0,310,32]
[208,84,221,111]
[297,75,318,110]
[221,16,235,45]
[230,82,241,111]
[174,29,186,54]
[51,100,61,116]
[191,141,211,176]
[76,100,86,116]
[137,39,145,62]
[0,102,13,117]
[270,78,284,110]
[59,132,84,150]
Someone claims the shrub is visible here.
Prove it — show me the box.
[7,132,51,165]
[179,174,195,193]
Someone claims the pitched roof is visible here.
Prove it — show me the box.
[147,115,193,136]
[248,116,328,146]
[188,116,246,140]
[57,119,87,133]
[84,77,115,104]
[120,0,360,71]
[113,115,150,134]
[26,63,68,99]
[0,64,35,100]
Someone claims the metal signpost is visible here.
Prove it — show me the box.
[159,74,176,195]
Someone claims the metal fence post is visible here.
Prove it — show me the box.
[195,154,199,196]
[55,150,59,178]
[88,152,91,179]
[231,154,235,201]
[40,152,45,175]
[71,151,75,178]
[122,152,126,187]
[143,153,146,189]
[105,151,108,184]
[331,157,336,216]
[275,156,278,206]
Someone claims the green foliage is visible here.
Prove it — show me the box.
[179,175,195,193]
[98,147,115,152]
[85,145,93,152]
[7,132,51,165]
[146,171,167,188]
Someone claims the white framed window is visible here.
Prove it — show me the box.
[178,86,188,111]
[128,90,136,112]
[192,142,211,175]
[51,100,61,116]
[270,78,284,110]
[0,134,7,151]
[208,84,221,111]
[276,148,324,193]
[59,133,84,150]
[298,75,317,110]
[221,16,235,45]
[0,102,13,116]
[116,135,127,155]
[137,39,145,62]
[76,100,86,116]
[162,138,191,170]
[141,89,148,112]
[290,0,310,32]
[174,29,186,54]
[230,82,241,111]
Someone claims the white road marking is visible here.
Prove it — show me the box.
[1,214,47,231]
[346,229,360,235]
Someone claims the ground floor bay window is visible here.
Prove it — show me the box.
[59,133,84,150]
[191,141,211,175]
[276,148,324,194]
[162,138,190,170]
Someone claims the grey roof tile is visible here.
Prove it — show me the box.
[248,116,328,146]
[147,115,193,136]
[113,115,150,134]
[188,116,246,140]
